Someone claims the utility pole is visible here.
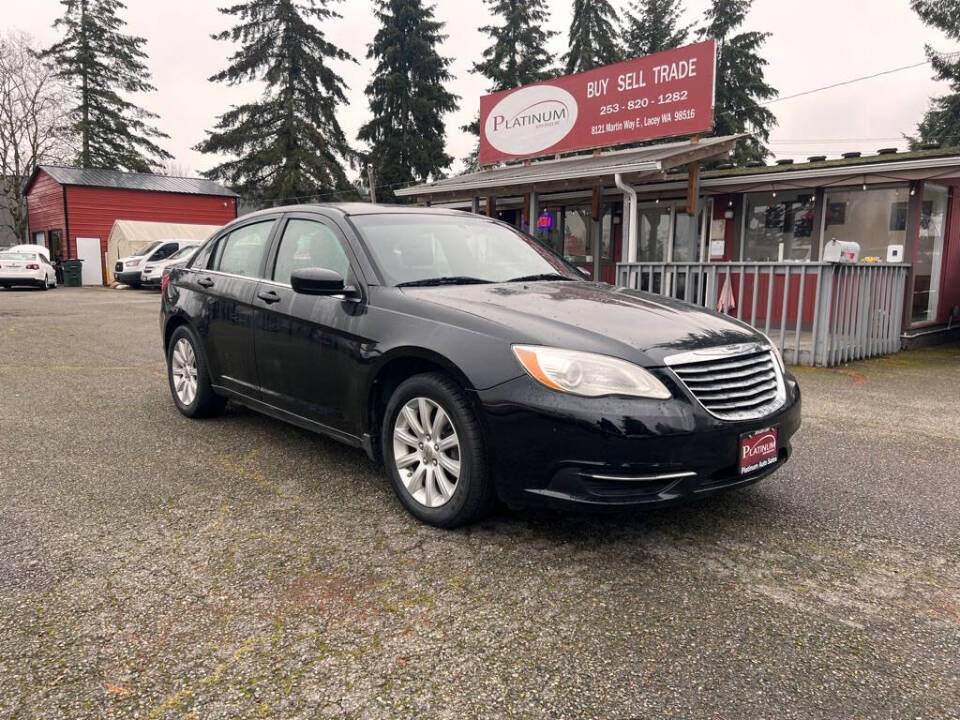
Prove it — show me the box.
[366,163,377,204]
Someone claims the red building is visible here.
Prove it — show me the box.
[25,166,238,285]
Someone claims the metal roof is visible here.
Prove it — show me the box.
[395,135,746,200]
[622,148,960,197]
[32,166,238,197]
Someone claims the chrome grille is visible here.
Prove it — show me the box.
[665,343,786,421]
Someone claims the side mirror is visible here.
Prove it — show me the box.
[290,267,355,296]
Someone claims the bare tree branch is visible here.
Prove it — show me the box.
[0,29,77,242]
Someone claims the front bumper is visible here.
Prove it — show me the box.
[115,270,143,285]
[475,370,802,510]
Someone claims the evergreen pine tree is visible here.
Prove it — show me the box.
[699,0,777,164]
[474,0,556,92]
[42,0,171,172]
[564,0,622,74]
[196,0,357,204]
[622,0,691,58]
[910,0,960,147]
[358,0,459,202]
[462,0,556,169]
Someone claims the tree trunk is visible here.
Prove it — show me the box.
[80,0,90,167]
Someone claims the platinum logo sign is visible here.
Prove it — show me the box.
[739,428,779,474]
[484,85,578,157]
[478,40,716,165]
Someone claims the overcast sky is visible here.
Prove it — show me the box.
[6,0,959,179]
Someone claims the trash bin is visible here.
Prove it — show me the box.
[61,259,84,287]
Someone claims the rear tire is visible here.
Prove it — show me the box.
[382,373,494,528]
[167,325,227,419]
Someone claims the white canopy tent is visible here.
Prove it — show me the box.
[106,220,222,270]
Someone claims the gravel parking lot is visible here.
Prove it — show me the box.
[0,287,957,719]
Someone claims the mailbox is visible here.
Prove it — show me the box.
[823,239,860,263]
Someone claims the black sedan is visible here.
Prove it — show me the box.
[160,204,801,527]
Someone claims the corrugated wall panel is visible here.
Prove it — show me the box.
[25,170,66,252]
[65,187,237,284]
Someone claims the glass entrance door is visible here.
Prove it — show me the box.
[912,183,949,323]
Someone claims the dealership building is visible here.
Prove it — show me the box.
[397,139,960,365]
[395,36,959,366]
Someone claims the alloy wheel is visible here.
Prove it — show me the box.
[393,397,461,508]
[171,338,199,407]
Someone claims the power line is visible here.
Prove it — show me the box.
[768,137,908,144]
[763,60,929,105]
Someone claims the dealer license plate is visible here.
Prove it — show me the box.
[739,427,778,475]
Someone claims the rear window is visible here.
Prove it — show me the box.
[1,253,35,261]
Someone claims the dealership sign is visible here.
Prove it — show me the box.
[479,39,716,165]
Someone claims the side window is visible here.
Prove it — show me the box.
[272,219,352,286]
[213,221,275,278]
[190,240,217,270]
[152,243,179,260]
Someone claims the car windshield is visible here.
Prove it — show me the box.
[1,253,35,261]
[169,246,197,261]
[352,214,578,286]
[133,241,162,256]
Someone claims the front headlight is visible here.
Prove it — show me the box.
[760,333,785,372]
[128,259,142,268]
[512,345,671,399]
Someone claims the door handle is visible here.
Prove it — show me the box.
[198,276,214,288]
[257,289,281,304]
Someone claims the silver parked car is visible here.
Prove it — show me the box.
[141,244,199,288]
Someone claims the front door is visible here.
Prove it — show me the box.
[253,214,367,436]
[193,218,277,397]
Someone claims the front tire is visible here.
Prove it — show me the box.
[167,325,226,418]
[382,373,494,528]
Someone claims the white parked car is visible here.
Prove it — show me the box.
[0,250,57,290]
[141,244,199,288]
[114,239,196,288]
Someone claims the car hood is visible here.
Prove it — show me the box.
[408,281,762,366]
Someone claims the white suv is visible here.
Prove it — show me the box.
[114,240,197,288]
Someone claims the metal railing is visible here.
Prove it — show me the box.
[615,261,910,366]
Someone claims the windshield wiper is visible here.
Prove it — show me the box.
[396,276,494,288]
[506,273,576,283]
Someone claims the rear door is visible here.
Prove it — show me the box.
[191,218,278,397]
[253,213,368,436]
